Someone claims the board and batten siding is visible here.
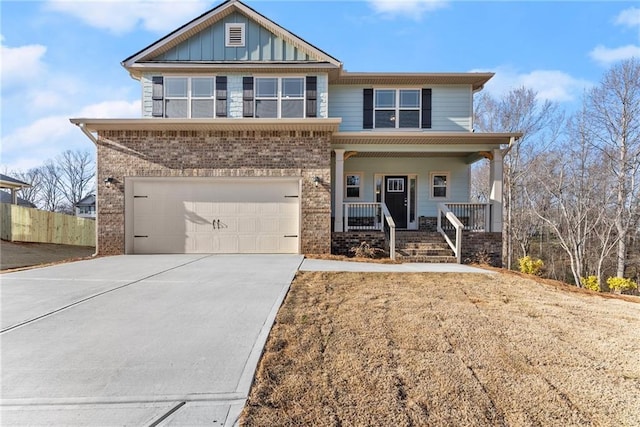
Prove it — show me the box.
[330,157,470,218]
[141,73,329,118]
[153,12,312,62]
[328,85,473,132]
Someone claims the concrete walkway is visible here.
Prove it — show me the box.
[1,255,303,426]
[300,258,495,273]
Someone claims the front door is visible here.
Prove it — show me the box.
[384,176,408,228]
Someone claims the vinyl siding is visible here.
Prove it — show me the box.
[154,12,312,62]
[141,72,328,118]
[328,85,473,132]
[331,156,470,217]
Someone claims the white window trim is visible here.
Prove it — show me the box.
[254,76,305,118]
[430,171,450,200]
[344,172,363,200]
[225,23,245,47]
[164,76,216,118]
[373,88,421,129]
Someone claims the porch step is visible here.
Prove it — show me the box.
[393,231,457,263]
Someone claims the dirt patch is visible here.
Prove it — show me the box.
[1,240,95,271]
[241,271,640,426]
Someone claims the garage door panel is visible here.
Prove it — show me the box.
[131,179,299,254]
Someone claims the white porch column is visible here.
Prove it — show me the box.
[334,149,345,232]
[489,148,504,232]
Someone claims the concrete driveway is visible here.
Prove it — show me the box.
[1,254,303,426]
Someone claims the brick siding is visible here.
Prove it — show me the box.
[461,231,503,267]
[96,129,331,255]
[331,231,386,256]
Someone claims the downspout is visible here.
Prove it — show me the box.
[74,122,99,257]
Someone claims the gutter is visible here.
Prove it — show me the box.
[72,121,99,257]
[75,122,99,145]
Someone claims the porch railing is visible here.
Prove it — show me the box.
[437,203,463,263]
[445,203,491,232]
[344,202,395,260]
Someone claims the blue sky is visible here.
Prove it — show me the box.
[2,0,639,172]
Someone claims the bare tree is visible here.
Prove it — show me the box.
[12,168,42,206]
[38,161,64,212]
[527,109,614,286]
[474,87,563,268]
[586,58,640,278]
[57,150,95,212]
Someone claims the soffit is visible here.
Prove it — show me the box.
[332,132,521,146]
[70,118,342,133]
[331,72,494,91]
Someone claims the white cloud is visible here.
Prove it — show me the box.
[367,0,448,19]
[615,7,640,27]
[46,0,210,34]
[0,35,47,85]
[1,100,140,170]
[473,66,593,103]
[589,44,640,66]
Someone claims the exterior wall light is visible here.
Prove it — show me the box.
[313,176,321,187]
[104,177,116,187]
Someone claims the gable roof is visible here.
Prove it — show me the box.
[75,194,96,207]
[122,0,342,74]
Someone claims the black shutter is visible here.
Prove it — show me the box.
[422,88,432,129]
[216,76,227,117]
[243,77,254,117]
[152,76,164,117]
[363,88,374,129]
[306,76,317,118]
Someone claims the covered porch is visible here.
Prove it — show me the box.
[330,132,521,264]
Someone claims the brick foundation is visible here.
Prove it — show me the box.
[461,231,503,267]
[331,231,386,257]
[96,129,332,255]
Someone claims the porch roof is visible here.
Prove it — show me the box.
[331,132,522,162]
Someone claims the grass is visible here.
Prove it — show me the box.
[240,271,640,426]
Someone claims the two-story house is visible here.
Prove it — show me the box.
[71,0,520,264]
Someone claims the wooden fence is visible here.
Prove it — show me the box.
[1,203,95,246]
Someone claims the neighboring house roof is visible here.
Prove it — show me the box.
[0,174,31,190]
[0,190,36,208]
[75,194,96,207]
[122,0,342,77]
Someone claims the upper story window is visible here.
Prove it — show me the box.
[164,77,215,118]
[374,89,421,128]
[255,77,305,118]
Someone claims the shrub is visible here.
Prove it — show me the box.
[518,256,544,276]
[580,276,600,292]
[349,241,384,259]
[606,277,638,293]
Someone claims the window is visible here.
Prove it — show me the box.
[374,89,420,128]
[255,77,304,118]
[164,77,215,118]
[430,172,450,199]
[345,173,362,199]
[387,178,405,192]
[225,23,245,47]
[79,205,95,215]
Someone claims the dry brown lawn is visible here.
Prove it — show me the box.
[241,271,640,426]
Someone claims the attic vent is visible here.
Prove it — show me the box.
[225,23,245,47]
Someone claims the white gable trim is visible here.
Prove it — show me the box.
[122,0,341,69]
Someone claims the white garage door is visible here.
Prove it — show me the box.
[129,179,300,254]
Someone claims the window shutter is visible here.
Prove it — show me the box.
[363,88,374,129]
[306,76,317,118]
[216,76,227,117]
[152,76,164,117]
[421,88,432,129]
[243,77,254,117]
